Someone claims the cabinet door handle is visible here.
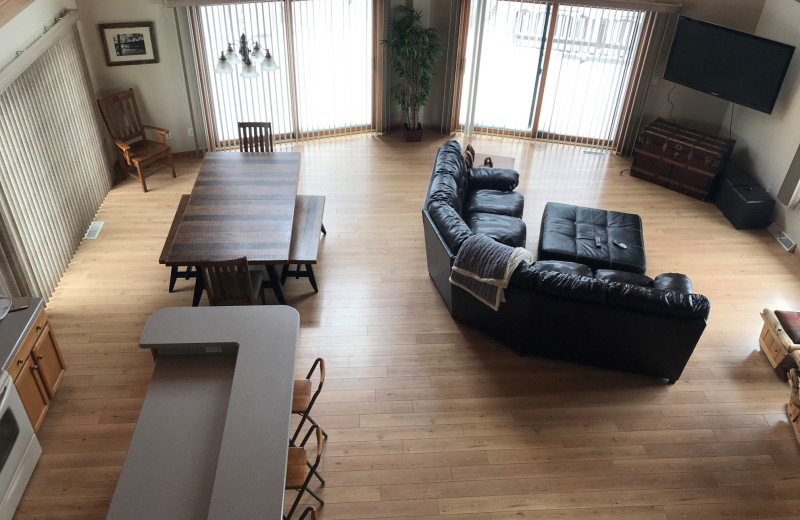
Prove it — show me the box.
[17,358,23,365]
[36,325,43,331]
[37,354,43,360]
[32,364,39,370]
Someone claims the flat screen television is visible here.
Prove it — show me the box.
[664,16,795,114]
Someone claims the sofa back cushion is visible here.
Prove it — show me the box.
[428,202,473,253]
[605,282,710,318]
[428,141,469,214]
[510,263,605,303]
[595,269,654,287]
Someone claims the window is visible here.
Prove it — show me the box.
[458,1,645,147]
[192,0,375,149]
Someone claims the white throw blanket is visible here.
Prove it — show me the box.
[449,234,533,310]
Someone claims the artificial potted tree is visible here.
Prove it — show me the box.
[383,6,443,142]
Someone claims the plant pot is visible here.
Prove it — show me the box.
[404,123,423,142]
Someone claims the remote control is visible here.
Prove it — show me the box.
[595,237,602,248]
[613,240,627,249]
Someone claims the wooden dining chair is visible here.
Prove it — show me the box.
[238,122,274,152]
[200,257,263,306]
[97,89,177,193]
[291,358,328,447]
[284,425,325,520]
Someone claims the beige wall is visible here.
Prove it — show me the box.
[75,0,195,152]
[640,0,765,134]
[0,0,77,71]
[727,0,800,241]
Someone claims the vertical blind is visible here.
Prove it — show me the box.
[190,0,375,150]
[459,0,647,148]
[0,24,113,298]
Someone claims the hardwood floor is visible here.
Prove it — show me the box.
[13,133,800,519]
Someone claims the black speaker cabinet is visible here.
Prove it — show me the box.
[713,171,775,230]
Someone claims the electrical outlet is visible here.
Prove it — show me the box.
[188,127,194,137]
[165,131,173,139]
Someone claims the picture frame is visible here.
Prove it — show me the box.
[98,22,159,67]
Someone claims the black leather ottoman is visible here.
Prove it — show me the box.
[538,202,646,274]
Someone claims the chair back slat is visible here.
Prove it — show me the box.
[97,89,146,142]
[238,122,274,152]
[201,256,256,306]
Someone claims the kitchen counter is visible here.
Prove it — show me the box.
[107,306,300,520]
[0,298,43,371]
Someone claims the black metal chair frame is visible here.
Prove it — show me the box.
[297,507,317,520]
[291,358,329,447]
[284,425,325,520]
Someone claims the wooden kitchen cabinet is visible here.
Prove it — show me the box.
[9,307,66,431]
[31,324,66,398]
[15,357,50,431]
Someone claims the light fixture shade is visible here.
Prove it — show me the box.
[215,53,233,74]
[250,42,266,64]
[240,62,259,79]
[224,44,239,65]
[261,51,279,72]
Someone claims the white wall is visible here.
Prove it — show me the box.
[0,0,77,71]
[75,0,195,152]
[640,0,765,134]
[727,0,800,241]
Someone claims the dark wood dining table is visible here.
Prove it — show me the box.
[161,151,301,304]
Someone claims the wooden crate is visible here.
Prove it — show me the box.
[759,309,800,370]
[631,118,735,200]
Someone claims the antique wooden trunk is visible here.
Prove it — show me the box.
[631,118,735,200]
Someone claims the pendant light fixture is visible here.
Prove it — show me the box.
[215,34,279,79]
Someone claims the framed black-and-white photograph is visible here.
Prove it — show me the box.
[99,22,159,66]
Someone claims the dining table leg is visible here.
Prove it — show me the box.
[192,267,204,307]
[265,265,287,305]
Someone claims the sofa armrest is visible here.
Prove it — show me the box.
[468,167,519,191]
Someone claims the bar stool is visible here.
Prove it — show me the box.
[291,358,328,447]
[284,426,325,520]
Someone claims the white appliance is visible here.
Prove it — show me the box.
[0,371,41,520]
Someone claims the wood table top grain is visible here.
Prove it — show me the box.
[163,152,301,265]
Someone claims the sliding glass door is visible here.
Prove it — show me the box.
[459,0,645,147]
[192,0,374,149]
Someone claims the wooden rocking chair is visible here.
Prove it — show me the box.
[97,89,176,193]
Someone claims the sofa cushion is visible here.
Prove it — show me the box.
[468,167,519,191]
[432,141,469,209]
[605,282,710,318]
[654,273,693,293]
[535,270,607,303]
[428,172,464,213]
[532,260,593,277]
[595,269,654,287]
[464,189,524,218]
[428,202,473,253]
[466,212,526,248]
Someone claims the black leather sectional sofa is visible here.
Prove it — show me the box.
[422,141,710,383]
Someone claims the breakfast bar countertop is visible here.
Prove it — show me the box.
[0,298,44,371]
[106,306,300,520]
